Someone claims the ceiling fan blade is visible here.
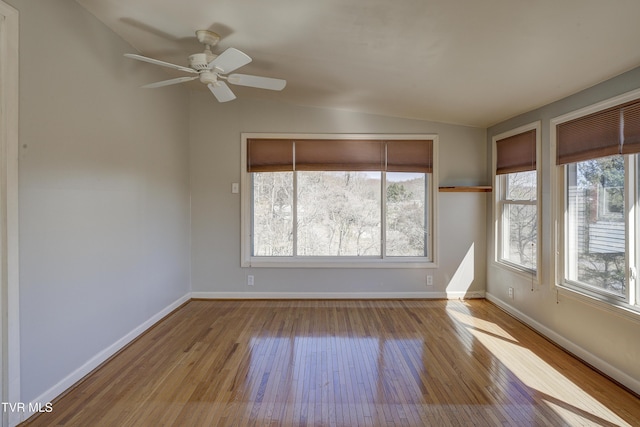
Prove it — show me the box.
[208,81,236,102]
[208,48,251,74]
[227,74,286,91]
[124,53,197,74]
[141,76,199,89]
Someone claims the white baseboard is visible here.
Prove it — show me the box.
[191,291,485,299]
[448,291,485,299]
[485,292,640,395]
[20,293,191,424]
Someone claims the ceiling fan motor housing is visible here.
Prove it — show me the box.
[189,53,215,71]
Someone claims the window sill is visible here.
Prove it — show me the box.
[439,186,492,192]
[556,284,640,325]
[244,257,437,269]
[492,260,538,284]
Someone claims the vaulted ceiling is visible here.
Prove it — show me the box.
[76,0,640,127]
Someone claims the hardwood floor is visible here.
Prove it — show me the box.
[23,299,640,426]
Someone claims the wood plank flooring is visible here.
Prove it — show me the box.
[23,299,640,426]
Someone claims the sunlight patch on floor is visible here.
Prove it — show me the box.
[446,306,517,341]
[469,327,631,426]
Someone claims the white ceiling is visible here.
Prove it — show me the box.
[76,0,640,127]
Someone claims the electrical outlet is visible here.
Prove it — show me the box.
[247,275,254,286]
[508,287,514,299]
[426,274,433,287]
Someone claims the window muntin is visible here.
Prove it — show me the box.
[243,134,437,267]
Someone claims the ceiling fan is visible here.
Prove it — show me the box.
[124,30,286,102]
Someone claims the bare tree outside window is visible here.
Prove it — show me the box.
[253,172,293,256]
[252,171,429,258]
[298,171,381,256]
[386,173,427,257]
[499,171,537,270]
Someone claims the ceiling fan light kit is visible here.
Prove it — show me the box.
[124,30,286,103]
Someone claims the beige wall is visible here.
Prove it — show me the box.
[487,66,640,393]
[189,93,488,298]
[8,0,191,405]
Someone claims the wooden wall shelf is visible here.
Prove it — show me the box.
[438,186,492,192]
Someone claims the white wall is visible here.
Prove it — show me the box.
[7,0,191,404]
[487,66,640,393]
[190,93,487,298]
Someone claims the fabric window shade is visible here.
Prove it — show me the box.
[295,139,384,171]
[247,137,434,173]
[496,130,536,175]
[386,140,433,173]
[556,107,621,165]
[622,102,640,155]
[247,139,293,172]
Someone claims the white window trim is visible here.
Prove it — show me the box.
[492,121,541,283]
[240,133,439,268]
[550,88,640,318]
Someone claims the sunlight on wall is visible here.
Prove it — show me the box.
[446,243,475,297]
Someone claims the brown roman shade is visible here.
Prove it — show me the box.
[387,140,433,173]
[247,139,293,172]
[295,139,384,171]
[247,138,434,173]
[622,102,640,155]
[496,129,536,175]
[556,99,640,165]
[556,108,620,165]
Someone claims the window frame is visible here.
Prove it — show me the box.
[492,122,541,281]
[240,133,439,268]
[551,88,640,316]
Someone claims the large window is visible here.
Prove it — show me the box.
[241,134,437,267]
[494,123,540,275]
[554,92,640,311]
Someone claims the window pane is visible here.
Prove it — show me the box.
[499,171,537,271]
[386,173,427,257]
[297,171,381,256]
[252,172,293,256]
[501,203,537,269]
[567,156,626,295]
[506,170,536,200]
